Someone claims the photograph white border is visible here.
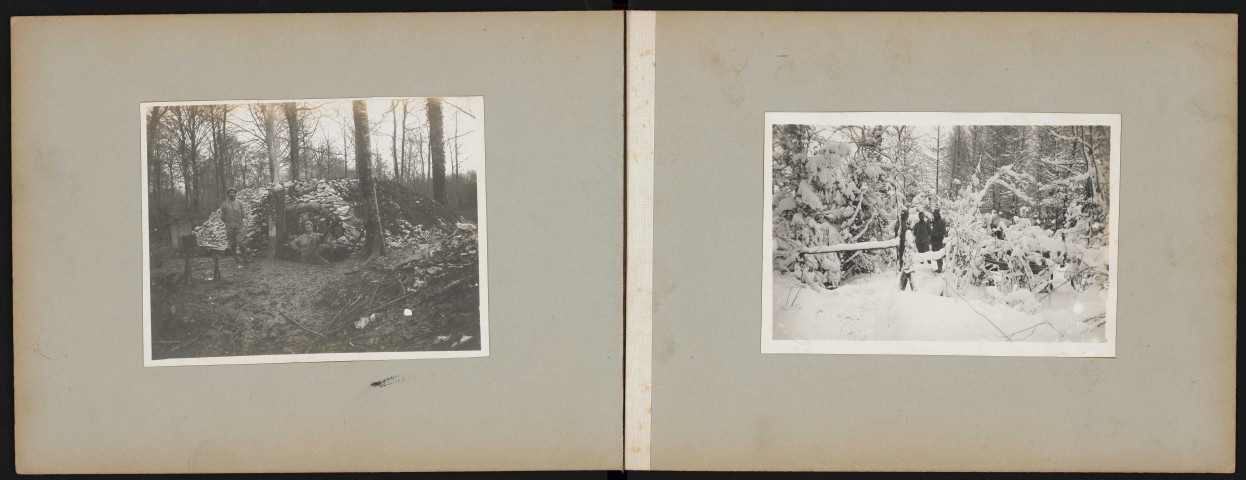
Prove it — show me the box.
[141,96,490,367]
[761,112,1119,357]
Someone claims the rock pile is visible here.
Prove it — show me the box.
[192,186,271,252]
[193,178,464,257]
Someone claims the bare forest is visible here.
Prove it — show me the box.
[146,98,480,235]
[145,97,486,362]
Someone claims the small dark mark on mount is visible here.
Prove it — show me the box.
[370,375,403,388]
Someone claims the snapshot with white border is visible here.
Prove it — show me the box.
[763,112,1118,357]
[142,96,489,366]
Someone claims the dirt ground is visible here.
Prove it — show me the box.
[148,235,481,360]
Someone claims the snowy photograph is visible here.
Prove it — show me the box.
[142,97,488,366]
[762,112,1118,357]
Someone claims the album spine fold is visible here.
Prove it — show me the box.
[623,9,656,471]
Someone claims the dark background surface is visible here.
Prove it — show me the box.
[6,0,1243,14]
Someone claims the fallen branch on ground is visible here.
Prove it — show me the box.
[1007,320,1067,342]
[276,311,327,338]
[368,274,474,315]
[370,275,473,314]
[776,237,901,270]
[323,285,379,337]
[937,274,1011,341]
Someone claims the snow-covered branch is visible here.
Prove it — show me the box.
[911,248,945,262]
[798,237,898,254]
[1043,126,1091,146]
[971,164,1034,205]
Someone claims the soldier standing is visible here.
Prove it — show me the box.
[220,188,246,267]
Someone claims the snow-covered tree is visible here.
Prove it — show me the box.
[773,122,1110,299]
[942,157,1107,297]
[772,125,900,287]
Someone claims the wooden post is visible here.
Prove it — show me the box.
[180,232,196,285]
[269,185,287,259]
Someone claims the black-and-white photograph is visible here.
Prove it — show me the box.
[142,97,488,366]
[763,112,1118,356]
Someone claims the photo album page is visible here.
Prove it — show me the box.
[14,12,625,473]
[636,11,1234,472]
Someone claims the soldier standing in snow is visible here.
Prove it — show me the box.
[931,209,947,273]
[220,187,246,267]
[914,211,932,255]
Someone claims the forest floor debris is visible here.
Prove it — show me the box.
[150,205,481,359]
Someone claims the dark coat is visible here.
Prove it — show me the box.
[931,217,947,240]
[913,220,932,247]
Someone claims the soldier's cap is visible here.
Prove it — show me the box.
[227,188,238,194]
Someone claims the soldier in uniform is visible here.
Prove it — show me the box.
[220,188,246,267]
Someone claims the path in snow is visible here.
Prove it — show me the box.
[772,262,1107,343]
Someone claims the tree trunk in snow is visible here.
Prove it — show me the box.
[934,125,941,198]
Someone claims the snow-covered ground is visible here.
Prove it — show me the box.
[772,263,1107,343]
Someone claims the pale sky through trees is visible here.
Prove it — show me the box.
[220,96,485,176]
[817,125,941,161]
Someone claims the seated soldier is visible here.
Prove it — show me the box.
[288,220,328,264]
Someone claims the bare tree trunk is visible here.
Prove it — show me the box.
[399,100,409,184]
[934,125,941,198]
[342,127,349,178]
[950,127,958,197]
[415,128,425,187]
[353,100,386,259]
[174,110,193,212]
[283,102,301,182]
[211,108,227,198]
[428,97,446,204]
[263,104,285,259]
[188,108,202,212]
[390,101,399,181]
[147,106,165,242]
[262,104,278,185]
[452,109,460,208]
[268,185,287,259]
